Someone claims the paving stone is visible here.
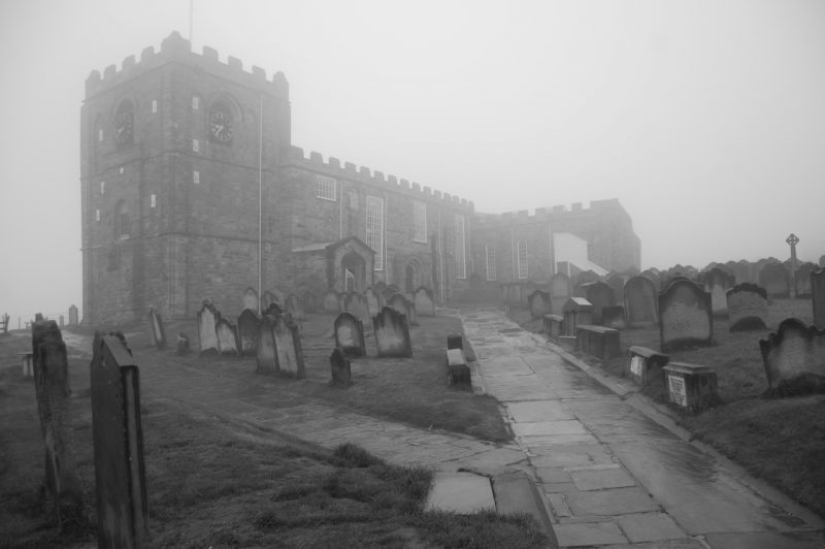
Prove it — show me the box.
[506,400,575,422]
[541,482,579,493]
[704,531,825,549]
[512,420,588,437]
[598,540,707,549]
[535,466,572,484]
[424,472,496,514]
[554,521,627,547]
[531,450,614,469]
[546,492,572,517]
[566,487,659,516]
[618,512,687,542]
[570,466,636,491]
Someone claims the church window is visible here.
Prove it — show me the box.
[192,95,199,110]
[193,170,200,184]
[114,99,134,147]
[366,196,384,271]
[98,128,104,141]
[115,200,130,239]
[100,181,105,194]
[517,240,528,279]
[455,214,466,279]
[151,99,157,113]
[413,201,427,243]
[150,194,156,208]
[316,175,337,201]
[486,244,496,281]
[95,209,100,222]
[192,138,199,152]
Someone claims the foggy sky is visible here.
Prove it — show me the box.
[1,0,824,323]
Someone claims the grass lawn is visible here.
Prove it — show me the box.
[512,298,825,519]
[0,312,542,548]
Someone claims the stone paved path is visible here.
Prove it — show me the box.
[460,308,825,549]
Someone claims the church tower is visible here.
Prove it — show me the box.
[80,32,291,324]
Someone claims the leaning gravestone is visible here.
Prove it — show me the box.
[237,309,261,356]
[414,286,436,317]
[344,291,370,322]
[726,283,769,332]
[704,267,735,317]
[581,281,615,325]
[197,301,220,354]
[322,290,340,314]
[330,348,352,387]
[388,292,416,326]
[146,307,166,349]
[334,312,367,357]
[759,262,790,298]
[272,315,305,378]
[812,268,825,329]
[364,287,382,317]
[528,289,553,319]
[90,332,148,549]
[256,315,278,375]
[216,318,240,355]
[624,275,659,327]
[32,320,84,523]
[373,306,412,357]
[760,318,825,397]
[243,287,259,311]
[658,279,713,352]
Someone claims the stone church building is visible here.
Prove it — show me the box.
[81,32,640,324]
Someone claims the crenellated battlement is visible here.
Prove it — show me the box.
[85,31,289,99]
[283,146,474,211]
[475,198,624,225]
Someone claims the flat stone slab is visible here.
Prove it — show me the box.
[507,400,575,422]
[492,472,554,537]
[554,521,627,547]
[425,471,495,514]
[512,420,589,437]
[597,540,707,549]
[566,487,659,516]
[703,531,825,549]
[618,512,687,542]
[570,465,637,491]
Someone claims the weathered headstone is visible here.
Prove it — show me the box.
[32,320,84,524]
[760,319,825,397]
[813,268,825,329]
[243,287,259,311]
[662,362,719,414]
[581,281,615,325]
[562,297,593,337]
[373,306,412,357]
[261,290,277,311]
[759,262,790,298]
[733,260,754,285]
[284,294,305,321]
[527,289,553,319]
[726,283,769,332]
[601,305,626,329]
[270,287,287,306]
[216,318,239,355]
[330,348,352,387]
[90,332,147,548]
[237,309,261,356]
[794,262,817,298]
[262,302,283,317]
[68,304,79,326]
[658,279,713,352]
[175,333,190,355]
[605,274,626,305]
[626,346,670,388]
[639,269,661,290]
[344,291,370,322]
[334,312,367,357]
[322,290,340,314]
[551,273,572,315]
[364,287,382,317]
[704,267,735,317]
[146,307,166,349]
[388,292,416,326]
[272,315,305,378]
[256,315,278,375]
[196,301,220,354]
[414,286,436,316]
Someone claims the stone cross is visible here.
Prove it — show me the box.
[786,233,799,298]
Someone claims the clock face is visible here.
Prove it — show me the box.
[115,112,133,144]
[209,110,234,143]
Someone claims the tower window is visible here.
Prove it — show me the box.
[150,194,156,208]
[114,99,134,147]
[455,214,466,279]
[517,240,528,279]
[193,170,200,184]
[100,181,105,194]
[192,139,200,153]
[486,244,496,281]
[366,196,384,271]
[115,200,130,239]
[192,95,199,110]
[151,99,158,113]
[413,201,427,243]
[316,175,336,201]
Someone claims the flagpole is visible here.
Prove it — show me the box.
[258,94,264,314]
[189,0,194,44]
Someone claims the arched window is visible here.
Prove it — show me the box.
[115,200,130,239]
[114,99,134,147]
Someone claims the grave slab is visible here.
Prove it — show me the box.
[424,471,495,514]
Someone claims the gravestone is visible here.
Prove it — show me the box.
[601,305,626,329]
[176,333,190,355]
[760,318,825,397]
[285,294,305,321]
[733,260,754,285]
[322,290,341,314]
[605,274,626,305]
[446,348,472,388]
[334,312,367,357]
[626,346,670,388]
[759,262,790,298]
[662,362,719,414]
[704,267,735,317]
[243,287,259,311]
[388,292,416,326]
[795,262,817,298]
[146,307,166,349]
[196,301,220,354]
[373,306,412,357]
[624,275,659,328]
[272,315,305,378]
[68,304,79,326]
[575,270,600,290]
[364,287,382,317]
[261,290,277,311]
[32,320,84,523]
[262,302,283,317]
[329,348,352,387]
[726,283,769,332]
[813,268,825,329]
[414,286,436,317]
[270,288,287,306]
[550,273,572,314]
[237,309,261,356]
[447,334,463,350]
[90,332,147,548]
[639,269,661,290]
[344,291,370,322]
[216,318,239,355]
[256,315,278,375]
[658,279,713,352]
[562,297,593,337]
[581,281,615,325]
[528,289,553,319]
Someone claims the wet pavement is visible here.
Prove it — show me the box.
[460,308,825,549]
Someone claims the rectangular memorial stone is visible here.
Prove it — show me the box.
[388,292,417,326]
[625,346,670,388]
[446,348,472,388]
[243,287,259,311]
[197,301,220,354]
[373,306,412,357]
[624,276,658,327]
[543,314,564,340]
[323,290,341,314]
[256,315,278,375]
[662,362,718,414]
[576,325,621,360]
[216,318,239,355]
[562,297,593,337]
[273,315,305,378]
[658,279,713,353]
